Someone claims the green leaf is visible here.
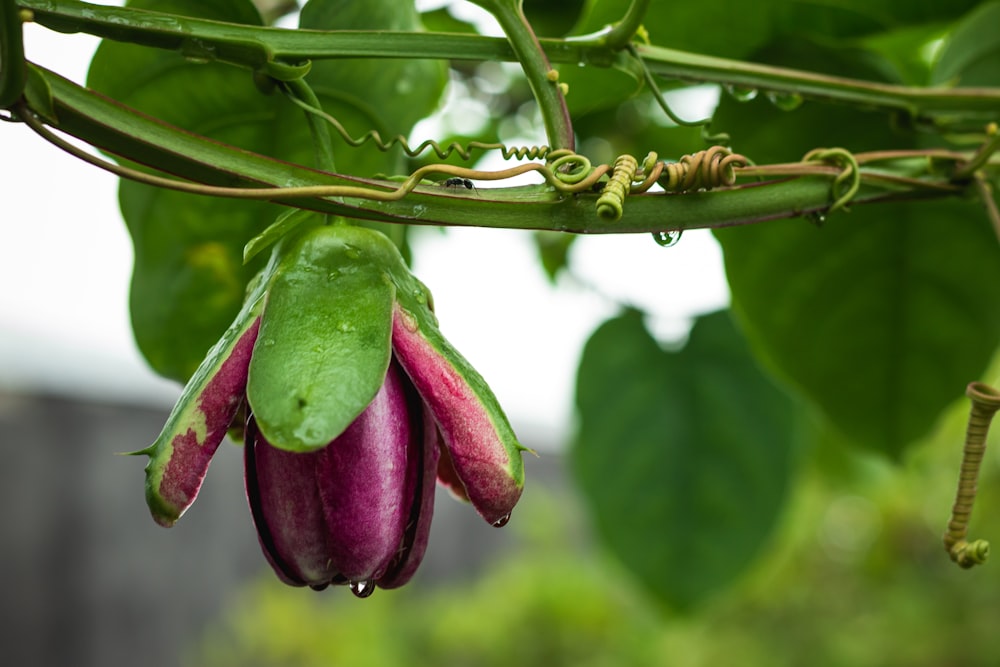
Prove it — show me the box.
[556,48,644,116]
[247,225,396,452]
[716,200,1000,457]
[932,1,1000,86]
[532,230,576,283]
[87,0,289,381]
[572,309,804,610]
[298,0,447,177]
[86,0,445,381]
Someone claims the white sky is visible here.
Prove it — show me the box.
[0,4,729,448]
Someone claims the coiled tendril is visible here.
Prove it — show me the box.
[283,87,555,162]
[596,154,639,221]
[657,145,748,193]
[943,382,1000,569]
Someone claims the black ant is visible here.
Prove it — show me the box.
[441,177,477,193]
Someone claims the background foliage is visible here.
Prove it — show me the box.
[8,0,1000,631]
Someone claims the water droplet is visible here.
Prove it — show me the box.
[350,579,376,598]
[412,289,427,305]
[260,337,276,347]
[724,84,758,102]
[651,230,683,247]
[344,245,361,260]
[337,322,355,333]
[766,91,803,111]
[806,211,827,227]
[309,583,329,592]
[492,512,512,528]
[327,269,341,281]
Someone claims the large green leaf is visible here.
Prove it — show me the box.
[711,32,1000,457]
[717,200,1000,458]
[572,310,804,610]
[87,0,286,381]
[298,0,447,177]
[932,1,1000,86]
[86,0,445,381]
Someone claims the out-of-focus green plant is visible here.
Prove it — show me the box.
[190,384,1000,667]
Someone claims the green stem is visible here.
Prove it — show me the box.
[468,0,573,150]
[20,0,1000,125]
[636,43,1000,124]
[0,0,26,109]
[282,76,335,174]
[22,65,966,236]
[603,0,651,50]
[954,124,1000,181]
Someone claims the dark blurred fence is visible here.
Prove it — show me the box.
[0,390,559,667]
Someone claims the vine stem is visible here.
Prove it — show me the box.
[282,77,336,174]
[0,0,27,109]
[943,382,1000,569]
[468,0,574,151]
[603,0,651,50]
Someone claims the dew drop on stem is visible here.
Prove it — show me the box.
[724,84,758,102]
[766,91,804,111]
[651,230,683,247]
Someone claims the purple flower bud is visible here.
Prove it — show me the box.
[139,224,526,594]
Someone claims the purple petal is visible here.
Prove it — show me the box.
[377,400,441,589]
[245,417,336,587]
[315,361,415,582]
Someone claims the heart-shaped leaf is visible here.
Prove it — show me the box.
[572,309,805,610]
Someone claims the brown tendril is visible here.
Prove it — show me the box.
[943,381,1000,569]
[656,146,748,193]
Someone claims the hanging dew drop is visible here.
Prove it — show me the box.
[724,84,758,102]
[651,230,683,247]
[350,579,376,598]
[309,583,329,592]
[492,512,512,528]
[766,91,804,111]
[806,211,827,227]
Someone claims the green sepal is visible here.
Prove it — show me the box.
[141,250,281,526]
[390,266,528,523]
[243,208,316,264]
[246,224,403,452]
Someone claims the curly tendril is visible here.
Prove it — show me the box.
[596,154,639,221]
[801,147,860,214]
[283,86,557,162]
[656,145,748,193]
[943,382,1000,569]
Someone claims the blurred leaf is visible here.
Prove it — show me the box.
[523,0,587,37]
[299,0,447,176]
[717,200,1000,458]
[532,231,576,283]
[87,0,284,381]
[711,33,1000,457]
[419,7,478,34]
[557,49,644,116]
[858,22,948,86]
[572,309,804,610]
[932,1,1000,86]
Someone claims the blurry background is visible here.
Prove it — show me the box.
[3,1,1000,666]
